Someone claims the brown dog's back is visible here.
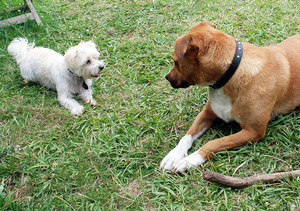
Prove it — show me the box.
[273,35,300,113]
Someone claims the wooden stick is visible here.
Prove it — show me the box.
[0,0,41,27]
[203,170,300,188]
[24,0,41,25]
[0,13,33,27]
[232,161,246,176]
[0,4,26,14]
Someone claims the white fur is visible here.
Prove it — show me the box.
[174,150,205,172]
[161,88,243,172]
[209,87,240,123]
[7,38,105,115]
[160,128,207,171]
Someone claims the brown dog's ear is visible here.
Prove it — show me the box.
[185,43,199,58]
[206,22,216,28]
[191,21,216,30]
[175,35,199,58]
[175,35,191,58]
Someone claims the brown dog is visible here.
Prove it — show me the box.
[160,21,300,172]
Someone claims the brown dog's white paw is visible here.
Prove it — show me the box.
[160,148,187,171]
[174,150,206,173]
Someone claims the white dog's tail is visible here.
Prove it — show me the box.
[7,37,35,65]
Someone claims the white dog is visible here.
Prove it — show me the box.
[7,38,105,115]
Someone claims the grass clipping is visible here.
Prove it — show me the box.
[203,170,300,188]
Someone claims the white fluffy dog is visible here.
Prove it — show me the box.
[7,38,105,115]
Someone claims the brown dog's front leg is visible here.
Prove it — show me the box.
[160,102,218,171]
[186,101,218,137]
[174,128,263,172]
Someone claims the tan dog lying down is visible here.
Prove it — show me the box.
[160,21,300,172]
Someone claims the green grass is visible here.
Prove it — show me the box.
[0,0,299,210]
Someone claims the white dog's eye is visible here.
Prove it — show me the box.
[86,59,91,64]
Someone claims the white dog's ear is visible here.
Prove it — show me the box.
[80,41,96,48]
[74,50,78,58]
[64,47,78,70]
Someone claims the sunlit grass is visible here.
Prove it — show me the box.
[0,0,299,209]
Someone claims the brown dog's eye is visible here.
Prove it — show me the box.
[174,61,179,67]
[86,59,91,64]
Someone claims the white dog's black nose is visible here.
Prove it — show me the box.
[99,65,104,71]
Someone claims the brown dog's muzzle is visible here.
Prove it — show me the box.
[165,73,190,89]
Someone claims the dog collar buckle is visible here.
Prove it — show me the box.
[68,68,88,90]
[68,68,74,75]
[210,40,243,89]
[82,81,88,90]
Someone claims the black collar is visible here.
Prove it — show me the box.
[68,68,89,90]
[68,68,75,75]
[210,40,243,89]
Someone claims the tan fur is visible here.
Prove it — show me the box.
[166,21,300,161]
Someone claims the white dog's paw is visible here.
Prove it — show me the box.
[160,148,187,171]
[82,96,91,104]
[174,151,206,173]
[82,95,96,106]
[71,105,84,115]
[90,99,97,106]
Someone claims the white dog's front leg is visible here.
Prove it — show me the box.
[79,80,96,106]
[79,90,96,106]
[58,94,84,115]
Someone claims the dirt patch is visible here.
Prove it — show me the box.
[125,179,142,197]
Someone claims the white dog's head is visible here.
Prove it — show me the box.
[64,41,105,79]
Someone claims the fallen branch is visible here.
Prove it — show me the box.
[203,170,300,188]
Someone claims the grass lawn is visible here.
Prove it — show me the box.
[0,0,299,210]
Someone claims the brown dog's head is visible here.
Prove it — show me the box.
[165,21,235,89]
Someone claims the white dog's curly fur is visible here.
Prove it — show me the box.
[7,38,105,115]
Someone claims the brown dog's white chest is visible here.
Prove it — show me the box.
[209,87,240,123]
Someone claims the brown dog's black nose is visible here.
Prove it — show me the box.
[165,73,169,80]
